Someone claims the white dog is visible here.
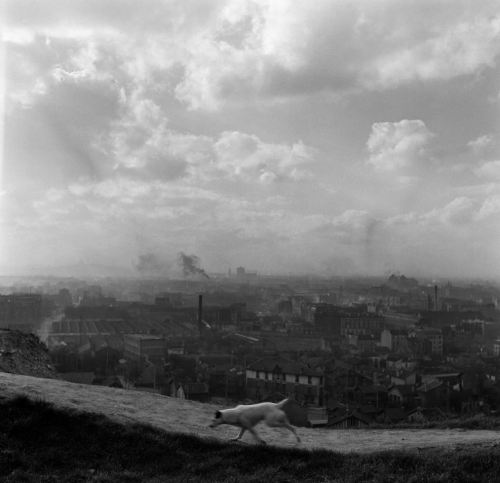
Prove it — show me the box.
[209,398,300,444]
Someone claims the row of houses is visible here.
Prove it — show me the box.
[239,354,490,423]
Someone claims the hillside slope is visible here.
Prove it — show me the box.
[0,329,57,378]
[1,372,499,453]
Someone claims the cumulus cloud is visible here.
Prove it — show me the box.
[364,12,500,90]
[468,134,495,156]
[171,0,500,109]
[3,0,500,278]
[433,197,480,225]
[475,160,500,180]
[387,195,500,227]
[5,0,500,110]
[5,35,56,108]
[100,91,317,184]
[66,178,221,208]
[101,91,193,180]
[213,131,315,183]
[366,120,434,171]
[478,195,500,219]
[15,171,500,277]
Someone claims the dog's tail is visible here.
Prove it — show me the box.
[274,398,289,409]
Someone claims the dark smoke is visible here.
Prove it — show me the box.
[178,252,209,279]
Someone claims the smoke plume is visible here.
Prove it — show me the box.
[178,252,209,279]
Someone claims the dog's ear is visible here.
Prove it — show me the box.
[215,410,222,419]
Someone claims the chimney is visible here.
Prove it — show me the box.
[198,294,203,334]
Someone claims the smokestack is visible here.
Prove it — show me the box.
[434,285,438,311]
[198,294,203,335]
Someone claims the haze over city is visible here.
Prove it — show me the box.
[1,0,499,279]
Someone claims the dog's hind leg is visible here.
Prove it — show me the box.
[230,427,246,441]
[283,421,301,443]
[268,414,301,443]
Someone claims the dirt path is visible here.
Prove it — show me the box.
[1,372,499,453]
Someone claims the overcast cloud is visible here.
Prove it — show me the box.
[1,0,499,278]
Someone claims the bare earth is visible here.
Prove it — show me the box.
[1,372,499,453]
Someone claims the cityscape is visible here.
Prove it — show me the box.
[1,267,499,428]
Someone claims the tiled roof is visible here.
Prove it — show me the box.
[328,411,371,426]
[417,379,442,392]
[248,357,321,376]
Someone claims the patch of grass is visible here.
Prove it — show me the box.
[1,395,500,482]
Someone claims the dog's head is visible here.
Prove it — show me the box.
[209,410,223,428]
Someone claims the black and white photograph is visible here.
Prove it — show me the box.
[1,0,500,481]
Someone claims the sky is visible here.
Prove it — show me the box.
[1,0,499,279]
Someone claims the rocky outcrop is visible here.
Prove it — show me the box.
[0,329,57,379]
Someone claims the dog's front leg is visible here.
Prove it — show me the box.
[248,427,266,445]
[230,427,246,441]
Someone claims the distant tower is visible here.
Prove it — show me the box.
[236,266,245,278]
[434,285,439,311]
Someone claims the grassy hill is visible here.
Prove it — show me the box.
[1,372,499,453]
[1,372,500,481]
[2,394,500,482]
